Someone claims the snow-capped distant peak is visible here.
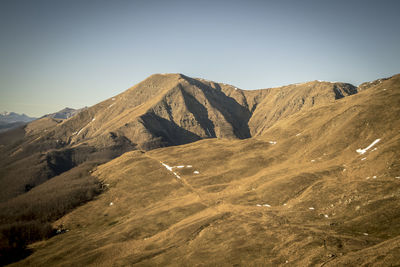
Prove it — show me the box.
[0,111,36,123]
[1,111,12,116]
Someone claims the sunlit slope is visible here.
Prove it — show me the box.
[12,75,400,266]
[248,80,357,136]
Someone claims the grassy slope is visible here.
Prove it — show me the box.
[10,75,400,266]
[0,74,360,265]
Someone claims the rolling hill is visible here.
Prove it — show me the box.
[1,73,399,266]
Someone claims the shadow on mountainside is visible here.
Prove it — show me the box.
[180,87,216,137]
[184,76,252,139]
[140,112,203,148]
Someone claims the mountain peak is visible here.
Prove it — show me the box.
[0,111,35,122]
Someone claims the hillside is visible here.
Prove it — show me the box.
[1,73,399,266]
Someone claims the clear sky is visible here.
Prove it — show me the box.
[1,0,399,117]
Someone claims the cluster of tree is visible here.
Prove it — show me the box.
[0,162,103,265]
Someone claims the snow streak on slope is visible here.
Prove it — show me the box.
[356,139,381,155]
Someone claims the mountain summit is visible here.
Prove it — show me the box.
[31,73,358,151]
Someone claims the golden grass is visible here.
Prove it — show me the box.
[3,74,400,266]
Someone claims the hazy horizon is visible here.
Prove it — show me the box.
[1,0,400,117]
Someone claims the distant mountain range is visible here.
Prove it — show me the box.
[0,108,87,133]
[0,111,35,123]
[42,107,86,119]
[0,112,36,133]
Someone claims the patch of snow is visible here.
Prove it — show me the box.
[194,171,200,174]
[296,133,301,136]
[309,207,315,210]
[324,214,329,218]
[109,202,114,206]
[363,233,369,236]
[91,118,96,122]
[311,160,315,162]
[356,139,381,155]
[366,177,370,180]
[112,97,115,101]
[161,162,173,172]
[343,169,346,172]
[177,165,185,168]
[186,165,192,168]
[396,177,400,179]
[372,176,377,179]
[269,141,277,145]
[160,161,182,179]
[108,103,115,108]
[256,204,262,207]
[263,204,271,207]
[361,157,366,161]
[283,203,287,206]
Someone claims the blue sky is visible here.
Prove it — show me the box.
[1,0,400,117]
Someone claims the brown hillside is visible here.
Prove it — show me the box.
[5,73,399,266]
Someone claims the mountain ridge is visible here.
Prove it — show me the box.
[39,73,360,150]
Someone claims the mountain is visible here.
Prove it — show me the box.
[42,107,85,120]
[0,74,359,202]
[1,73,399,266]
[0,112,36,133]
[0,112,35,124]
